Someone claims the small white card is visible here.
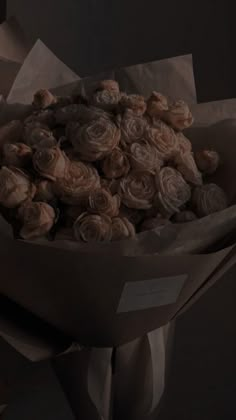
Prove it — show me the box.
[117,275,187,313]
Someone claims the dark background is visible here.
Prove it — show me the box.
[1,1,236,419]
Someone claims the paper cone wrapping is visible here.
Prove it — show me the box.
[0,28,235,420]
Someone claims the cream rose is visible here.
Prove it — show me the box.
[120,111,148,148]
[112,217,136,241]
[33,89,57,109]
[174,152,203,186]
[35,180,55,202]
[145,123,178,160]
[120,94,147,116]
[192,184,227,217]
[102,148,130,179]
[18,202,56,239]
[146,91,168,118]
[163,100,194,131]
[55,161,100,205]
[176,132,192,154]
[194,150,220,175]
[71,117,120,161]
[23,122,57,149]
[119,172,156,209]
[96,80,120,93]
[2,143,32,167]
[33,146,70,181]
[73,213,112,242]
[91,89,121,111]
[129,140,162,174]
[87,188,120,217]
[0,167,36,208]
[155,167,191,216]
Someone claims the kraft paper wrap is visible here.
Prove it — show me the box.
[1,36,236,420]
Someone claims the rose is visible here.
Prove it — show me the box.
[120,94,147,116]
[2,143,32,167]
[0,120,23,146]
[18,202,56,239]
[192,184,227,217]
[102,148,130,179]
[33,89,57,109]
[119,172,156,209]
[173,210,197,223]
[95,80,120,93]
[146,92,168,118]
[73,213,112,242]
[163,100,194,131]
[100,178,120,195]
[155,167,191,216]
[112,217,136,240]
[0,167,36,208]
[176,132,192,154]
[121,111,148,148]
[91,90,121,111]
[64,105,110,129]
[23,122,57,149]
[55,104,85,125]
[194,150,220,175]
[140,215,171,232]
[145,123,178,160]
[129,140,162,174]
[35,180,55,202]
[71,117,121,161]
[33,146,70,181]
[55,161,100,205]
[87,188,120,217]
[174,152,203,186]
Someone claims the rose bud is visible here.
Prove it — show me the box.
[194,150,220,175]
[102,148,130,179]
[145,124,178,161]
[140,215,171,232]
[18,202,56,240]
[0,120,24,146]
[119,205,145,225]
[91,89,121,111]
[96,80,120,93]
[71,117,121,161]
[0,167,36,208]
[35,180,55,202]
[120,94,147,116]
[2,143,32,167]
[112,217,136,241]
[174,152,203,186]
[55,161,100,205]
[87,188,120,217]
[176,132,192,154]
[121,110,148,148]
[33,89,57,109]
[73,213,112,243]
[146,91,169,118]
[33,146,70,181]
[129,140,162,174]
[119,172,156,210]
[163,100,194,131]
[155,167,191,216]
[23,122,57,149]
[192,184,227,217]
[173,211,197,223]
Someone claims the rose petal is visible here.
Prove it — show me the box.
[18,201,56,239]
[73,213,112,242]
[119,172,156,209]
[102,148,130,179]
[112,217,136,241]
[0,167,36,208]
[194,150,220,175]
[192,184,227,217]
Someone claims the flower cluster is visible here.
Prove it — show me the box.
[0,81,226,242]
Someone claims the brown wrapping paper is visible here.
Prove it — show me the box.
[0,34,236,419]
